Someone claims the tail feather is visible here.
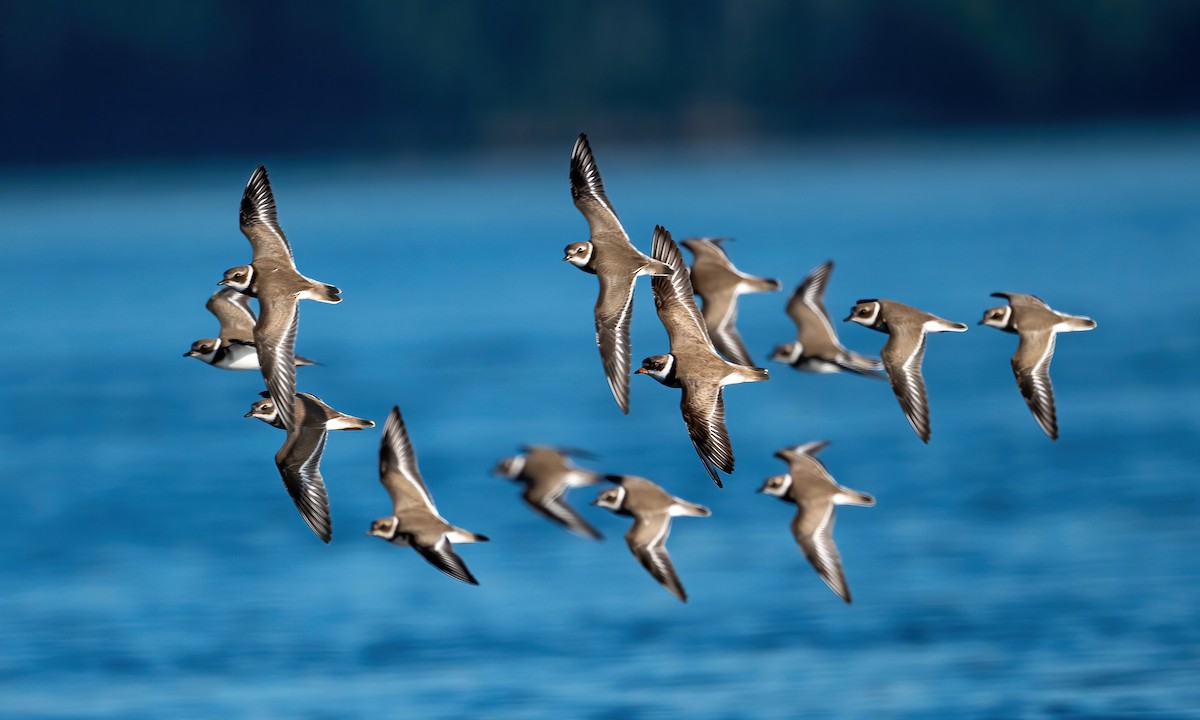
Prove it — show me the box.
[449,528,489,544]
[642,259,673,276]
[672,501,712,517]
[568,470,607,488]
[304,280,342,304]
[836,488,876,507]
[836,351,886,379]
[293,353,320,367]
[733,365,770,384]
[1061,315,1097,332]
[931,319,968,333]
[742,276,782,293]
[326,415,375,431]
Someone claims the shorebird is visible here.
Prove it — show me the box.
[845,299,967,442]
[184,288,317,370]
[564,133,671,414]
[493,446,606,539]
[593,474,711,602]
[367,406,489,585]
[679,237,780,367]
[770,261,882,378]
[980,292,1096,439]
[759,441,875,603]
[637,226,769,486]
[218,165,340,433]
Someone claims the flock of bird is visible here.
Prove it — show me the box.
[185,134,1096,604]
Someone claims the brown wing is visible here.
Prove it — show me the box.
[881,325,931,443]
[992,292,1049,310]
[239,165,295,267]
[1013,329,1059,439]
[680,380,733,485]
[702,289,754,367]
[787,261,839,348]
[627,514,686,602]
[274,424,331,543]
[378,406,439,516]
[650,226,719,357]
[254,290,300,433]
[525,485,603,540]
[207,288,257,342]
[793,500,851,603]
[595,271,638,414]
[411,536,480,585]
[570,134,631,251]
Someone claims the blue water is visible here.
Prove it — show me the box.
[2,129,1198,718]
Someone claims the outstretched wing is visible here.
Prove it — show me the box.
[704,290,754,367]
[793,500,850,603]
[239,165,295,267]
[595,271,638,414]
[207,288,257,342]
[570,133,630,250]
[255,294,300,433]
[680,380,733,486]
[527,486,603,540]
[1013,329,1059,439]
[651,226,714,355]
[992,292,1049,310]
[881,326,931,443]
[379,406,439,516]
[413,536,480,585]
[628,514,686,602]
[274,426,332,543]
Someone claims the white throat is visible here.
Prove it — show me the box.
[773,343,802,364]
[499,455,525,478]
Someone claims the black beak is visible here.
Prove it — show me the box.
[182,351,192,357]
[243,411,254,418]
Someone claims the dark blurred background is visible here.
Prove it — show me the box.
[5,0,1200,167]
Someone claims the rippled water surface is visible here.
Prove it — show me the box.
[1,132,1198,718]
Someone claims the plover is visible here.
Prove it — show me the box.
[679,237,781,367]
[592,474,711,603]
[980,292,1096,439]
[564,133,672,414]
[637,226,769,487]
[245,391,374,431]
[759,441,875,603]
[845,299,967,443]
[770,261,883,378]
[368,406,489,585]
[218,165,341,433]
[184,288,317,370]
[261,392,341,543]
[493,446,606,539]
